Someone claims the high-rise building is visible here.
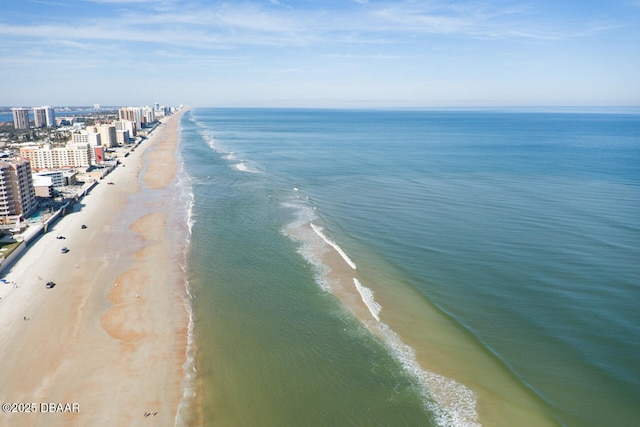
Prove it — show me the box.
[97,124,117,148]
[43,106,56,127]
[12,108,30,130]
[119,107,142,130]
[72,130,102,147]
[33,107,47,128]
[115,129,130,145]
[115,119,136,137]
[19,143,92,171]
[0,159,37,224]
[142,106,154,125]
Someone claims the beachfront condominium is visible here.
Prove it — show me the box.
[142,106,154,125]
[0,159,37,225]
[19,143,93,171]
[33,106,56,128]
[119,107,142,131]
[72,130,102,147]
[12,107,30,130]
[115,120,136,138]
[96,124,117,148]
[119,106,155,130]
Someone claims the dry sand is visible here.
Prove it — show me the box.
[0,111,190,426]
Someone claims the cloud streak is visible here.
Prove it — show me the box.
[2,0,618,50]
[2,0,638,106]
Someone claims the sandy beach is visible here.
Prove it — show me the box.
[0,111,190,426]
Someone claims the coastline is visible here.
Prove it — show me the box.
[0,110,190,426]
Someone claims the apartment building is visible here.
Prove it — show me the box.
[72,130,102,146]
[33,107,47,128]
[0,159,37,224]
[119,107,142,130]
[114,119,136,138]
[20,143,93,171]
[97,123,117,148]
[33,106,56,128]
[12,108,30,130]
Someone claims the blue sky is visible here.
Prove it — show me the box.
[1,0,639,107]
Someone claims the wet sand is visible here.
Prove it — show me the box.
[0,110,189,426]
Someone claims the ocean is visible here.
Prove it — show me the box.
[176,108,640,426]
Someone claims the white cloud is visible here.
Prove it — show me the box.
[4,0,638,106]
[3,0,622,51]
[83,0,158,3]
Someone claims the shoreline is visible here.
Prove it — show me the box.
[0,110,190,426]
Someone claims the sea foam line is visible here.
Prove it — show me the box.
[280,202,332,292]
[174,126,198,426]
[378,323,480,427]
[234,161,261,173]
[288,206,478,425]
[353,278,381,321]
[310,223,357,270]
[175,277,197,427]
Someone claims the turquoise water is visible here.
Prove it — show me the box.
[179,108,640,426]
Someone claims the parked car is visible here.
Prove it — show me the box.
[56,235,66,239]
[81,224,87,229]
[45,282,55,289]
[61,247,69,253]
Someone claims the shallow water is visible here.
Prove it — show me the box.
[179,108,640,426]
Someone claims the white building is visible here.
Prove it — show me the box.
[44,106,55,127]
[115,119,136,138]
[154,106,167,119]
[72,130,102,147]
[119,107,142,130]
[12,108,30,130]
[116,129,130,145]
[33,106,55,128]
[97,124,117,148]
[33,170,68,187]
[33,107,47,128]
[32,174,54,198]
[19,143,93,171]
[142,106,154,124]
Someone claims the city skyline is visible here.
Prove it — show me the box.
[1,0,639,108]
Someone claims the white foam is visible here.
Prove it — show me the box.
[174,279,198,427]
[195,128,215,151]
[281,202,478,425]
[281,200,478,425]
[175,135,195,237]
[310,223,357,270]
[378,323,480,427]
[353,278,381,321]
[299,249,331,293]
[281,201,332,292]
[195,125,227,156]
[174,125,198,426]
[281,199,317,225]
[184,185,195,236]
